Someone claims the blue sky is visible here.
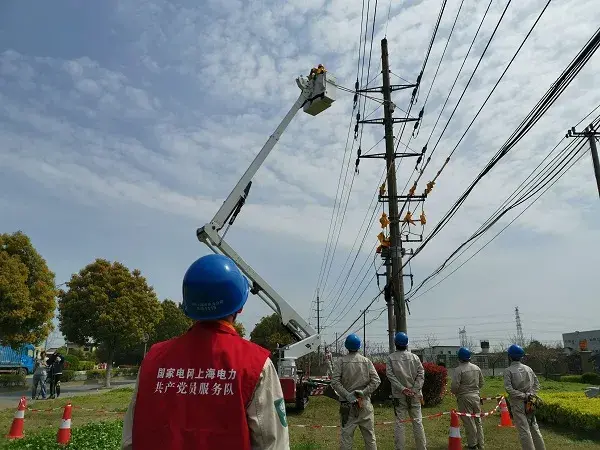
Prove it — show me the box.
[2,0,599,352]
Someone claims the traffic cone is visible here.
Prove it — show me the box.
[498,397,514,428]
[56,403,72,445]
[6,397,27,439]
[448,409,462,450]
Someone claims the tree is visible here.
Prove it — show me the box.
[58,259,163,387]
[250,314,295,355]
[0,231,56,347]
[526,340,563,377]
[233,322,246,338]
[150,299,192,344]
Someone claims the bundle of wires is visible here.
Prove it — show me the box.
[404,25,600,269]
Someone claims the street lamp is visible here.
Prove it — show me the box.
[142,333,149,358]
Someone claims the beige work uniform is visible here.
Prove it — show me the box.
[503,361,546,450]
[386,350,427,450]
[121,358,290,450]
[330,352,381,450]
[451,361,485,449]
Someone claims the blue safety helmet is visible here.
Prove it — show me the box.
[182,254,249,321]
[394,332,409,347]
[507,344,525,360]
[457,347,472,361]
[345,334,362,352]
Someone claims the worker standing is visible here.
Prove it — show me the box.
[386,332,427,450]
[451,347,484,449]
[121,254,290,450]
[504,344,546,450]
[330,334,381,450]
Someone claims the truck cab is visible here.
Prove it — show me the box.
[0,343,36,375]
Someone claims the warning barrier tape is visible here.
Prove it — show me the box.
[292,397,504,428]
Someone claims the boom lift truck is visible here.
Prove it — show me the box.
[196,66,337,410]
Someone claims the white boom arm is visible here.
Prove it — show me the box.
[197,69,337,363]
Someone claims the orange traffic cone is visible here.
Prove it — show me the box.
[6,396,27,439]
[448,410,462,450]
[56,403,72,445]
[498,397,514,428]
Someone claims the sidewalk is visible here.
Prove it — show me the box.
[0,379,135,409]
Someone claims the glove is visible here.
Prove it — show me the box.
[353,390,364,398]
[345,392,358,403]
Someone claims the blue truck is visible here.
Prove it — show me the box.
[0,344,36,375]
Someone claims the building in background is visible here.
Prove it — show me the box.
[563,330,600,353]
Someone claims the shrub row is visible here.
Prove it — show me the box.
[559,372,600,385]
[371,362,447,407]
[0,373,27,388]
[537,391,600,433]
[6,420,122,449]
[85,367,139,380]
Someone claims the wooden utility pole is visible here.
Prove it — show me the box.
[567,124,600,197]
[357,38,420,347]
[316,289,321,359]
[381,38,407,335]
[363,309,367,356]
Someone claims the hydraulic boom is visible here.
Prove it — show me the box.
[197,67,337,376]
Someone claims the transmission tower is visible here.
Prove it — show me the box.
[515,306,525,347]
[459,327,468,347]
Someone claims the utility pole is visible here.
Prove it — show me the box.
[384,270,395,353]
[566,124,600,197]
[316,289,322,359]
[335,333,339,355]
[363,309,367,356]
[358,38,420,344]
[381,38,407,335]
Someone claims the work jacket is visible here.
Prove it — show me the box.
[451,361,484,396]
[386,350,425,398]
[330,352,381,402]
[121,321,290,450]
[504,361,540,401]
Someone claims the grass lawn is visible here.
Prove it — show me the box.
[1,378,599,449]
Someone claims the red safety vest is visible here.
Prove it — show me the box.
[132,321,270,450]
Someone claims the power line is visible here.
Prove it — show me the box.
[402,22,600,271]
[406,137,590,302]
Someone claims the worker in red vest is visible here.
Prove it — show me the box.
[121,254,290,450]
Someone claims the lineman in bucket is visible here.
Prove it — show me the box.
[121,254,290,450]
[451,347,485,449]
[504,344,546,450]
[386,332,427,450]
[331,333,381,450]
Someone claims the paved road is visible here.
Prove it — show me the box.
[0,380,135,409]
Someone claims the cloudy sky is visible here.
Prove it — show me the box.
[1,0,599,352]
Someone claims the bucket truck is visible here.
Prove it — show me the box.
[196,66,337,410]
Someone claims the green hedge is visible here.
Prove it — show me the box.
[537,391,600,432]
[61,370,75,382]
[63,354,80,371]
[6,420,122,449]
[0,373,26,388]
[78,360,96,371]
[371,362,447,407]
[560,372,600,385]
[86,369,106,380]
